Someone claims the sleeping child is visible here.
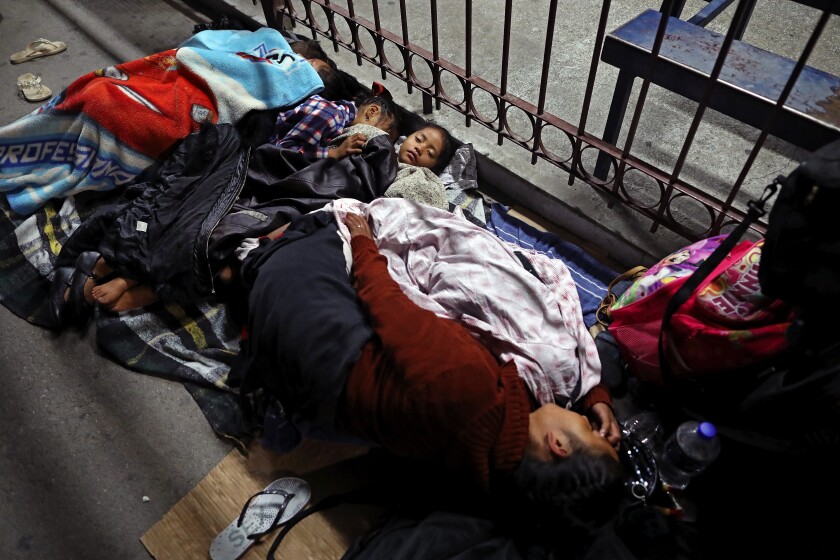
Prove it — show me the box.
[48,90,401,318]
[245,120,456,246]
[49,118,456,320]
[384,122,455,209]
[270,83,401,161]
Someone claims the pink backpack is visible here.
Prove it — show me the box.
[608,235,794,384]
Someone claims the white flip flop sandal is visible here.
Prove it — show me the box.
[17,73,52,103]
[10,38,67,64]
[209,477,311,560]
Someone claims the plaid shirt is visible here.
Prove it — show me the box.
[269,95,357,159]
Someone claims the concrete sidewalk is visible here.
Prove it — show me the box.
[0,2,232,559]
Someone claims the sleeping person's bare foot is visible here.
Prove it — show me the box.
[107,284,160,312]
[92,276,137,306]
[64,256,114,306]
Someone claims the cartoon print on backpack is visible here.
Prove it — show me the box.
[607,235,795,382]
[696,239,792,323]
[612,236,724,311]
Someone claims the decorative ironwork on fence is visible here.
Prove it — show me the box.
[261,0,839,242]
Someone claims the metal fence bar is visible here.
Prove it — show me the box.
[371,0,386,80]
[465,0,473,128]
[533,0,559,165]
[498,0,514,145]
[710,6,833,232]
[276,0,832,240]
[261,0,278,29]
[430,0,441,111]
[611,0,675,202]
[573,0,613,183]
[319,0,340,53]
[398,0,412,95]
[345,0,363,65]
[651,0,754,233]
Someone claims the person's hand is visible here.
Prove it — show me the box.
[344,213,373,239]
[589,402,621,449]
[328,133,367,159]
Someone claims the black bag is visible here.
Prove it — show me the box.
[646,141,840,558]
[729,138,840,452]
[758,137,840,350]
[759,138,840,311]
[650,139,840,453]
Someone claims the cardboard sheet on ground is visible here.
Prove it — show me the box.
[141,440,382,560]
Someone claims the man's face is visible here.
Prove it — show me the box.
[525,403,619,463]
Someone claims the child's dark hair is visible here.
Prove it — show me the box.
[422,122,456,174]
[290,39,351,101]
[290,38,331,60]
[355,93,401,137]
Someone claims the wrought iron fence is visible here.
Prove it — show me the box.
[260,0,839,242]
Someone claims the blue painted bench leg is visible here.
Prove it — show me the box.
[594,69,635,180]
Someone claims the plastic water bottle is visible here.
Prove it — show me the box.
[657,421,721,491]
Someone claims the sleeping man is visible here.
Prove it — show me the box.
[230,200,626,547]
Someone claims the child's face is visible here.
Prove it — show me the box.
[398,127,445,169]
[354,103,397,142]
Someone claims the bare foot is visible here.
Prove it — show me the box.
[107,284,160,312]
[71,257,117,305]
[92,277,137,306]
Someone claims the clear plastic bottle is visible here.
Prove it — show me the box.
[657,421,721,491]
[622,411,664,455]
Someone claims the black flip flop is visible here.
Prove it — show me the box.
[66,251,102,326]
[48,266,75,328]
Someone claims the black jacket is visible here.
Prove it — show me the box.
[58,123,398,305]
[208,129,398,264]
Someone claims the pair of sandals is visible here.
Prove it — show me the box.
[11,38,67,103]
[49,251,116,329]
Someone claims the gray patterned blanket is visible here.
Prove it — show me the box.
[0,191,248,445]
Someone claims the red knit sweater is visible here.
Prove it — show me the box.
[338,236,531,489]
[338,236,612,490]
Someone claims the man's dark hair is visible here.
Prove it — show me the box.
[290,39,351,101]
[510,439,626,554]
